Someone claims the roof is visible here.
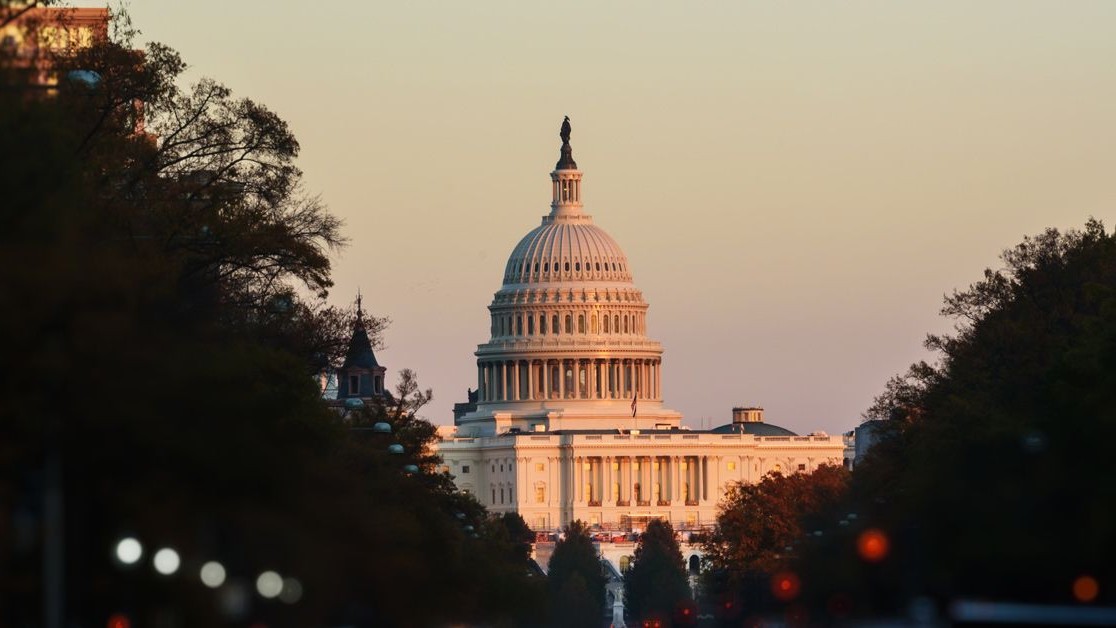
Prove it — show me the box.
[708,422,798,437]
[341,323,380,369]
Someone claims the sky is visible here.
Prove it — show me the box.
[94,1,1115,435]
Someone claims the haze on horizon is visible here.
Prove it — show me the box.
[105,1,1115,436]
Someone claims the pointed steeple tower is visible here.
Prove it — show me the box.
[337,291,387,399]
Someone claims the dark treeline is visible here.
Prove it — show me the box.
[698,220,1116,625]
[0,3,542,626]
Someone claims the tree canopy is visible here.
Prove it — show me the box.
[546,520,606,627]
[0,6,535,626]
[624,519,692,626]
[805,219,1116,612]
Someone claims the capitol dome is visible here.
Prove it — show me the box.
[456,118,682,437]
[503,221,633,286]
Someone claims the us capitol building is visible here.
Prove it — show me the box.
[434,120,851,532]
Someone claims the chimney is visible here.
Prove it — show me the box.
[732,407,764,424]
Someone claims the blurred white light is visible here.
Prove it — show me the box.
[256,571,283,598]
[279,577,303,604]
[114,537,143,565]
[200,561,227,588]
[153,548,180,575]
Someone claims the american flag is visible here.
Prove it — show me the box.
[631,391,637,417]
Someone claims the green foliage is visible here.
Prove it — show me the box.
[547,520,606,627]
[624,519,691,625]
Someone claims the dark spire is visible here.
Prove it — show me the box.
[343,291,379,369]
[556,115,577,170]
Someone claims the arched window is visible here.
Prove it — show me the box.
[575,262,580,271]
[614,315,620,333]
[591,314,598,334]
[527,316,534,334]
[604,315,610,333]
[564,262,570,272]
[516,316,523,336]
[553,315,560,334]
[500,317,506,336]
[565,315,572,334]
[596,262,601,271]
[540,315,547,335]
[578,314,585,333]
[544,262,549,273]
[624,316,629,334]
[534,262,539,273]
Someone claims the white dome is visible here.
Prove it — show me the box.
[502,219,633,285]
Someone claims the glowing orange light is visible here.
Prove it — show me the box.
[857,528,889,562]
[1074,575,1099,603]
[771,571,801,602]
[106,614,131,628]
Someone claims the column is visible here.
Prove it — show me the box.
[558,360,566,399]
[575,456,582,504]
[702,456,709,502]
[543,361,551,399]
[511,361,520,401]
[527,361,535,401]
[672,456,681,501]
[477,363,484,400]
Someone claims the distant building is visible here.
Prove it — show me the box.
[1,5,110,92]
[326,295,392,411]
[435,121,852,532]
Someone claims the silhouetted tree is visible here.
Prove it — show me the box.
[801,219,1116,613]
[624,519,691,626]
[547,520,606,627]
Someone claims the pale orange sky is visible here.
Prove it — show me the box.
[105,1,1115,434]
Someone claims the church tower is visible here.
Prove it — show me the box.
[336,294,388,401]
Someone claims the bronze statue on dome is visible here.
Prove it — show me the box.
[560,116,571,145]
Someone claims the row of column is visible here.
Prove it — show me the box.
[478,358,661,403]
[572,455,709,506]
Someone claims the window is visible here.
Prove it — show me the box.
[565,315,572,334]
[500,464,504,472]
[349,374,359,393]
[528,316,534,334]
[535,462,545,472]
[564,262,570,272]
[534,263,539,273]
[727,461,737,471]
[578,315,585,333]
[553,315,560,334]
[492,465,496,473]
[575,262,580,271]
[544,262,549,272]
[516,316,522,336]
[540,315,547,335]
[596,262,601,271]
[614,315,620,333]
[591,315,598,333]
[604,316,610,333]
[798,463,807,472]
[492,488,496,503]
[462,465,470,474]
[500,488,505,504]
[535,484,545,503]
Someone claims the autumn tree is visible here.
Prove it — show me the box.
[624,519,692,626]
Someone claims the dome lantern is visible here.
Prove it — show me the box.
[550,116,585,220]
